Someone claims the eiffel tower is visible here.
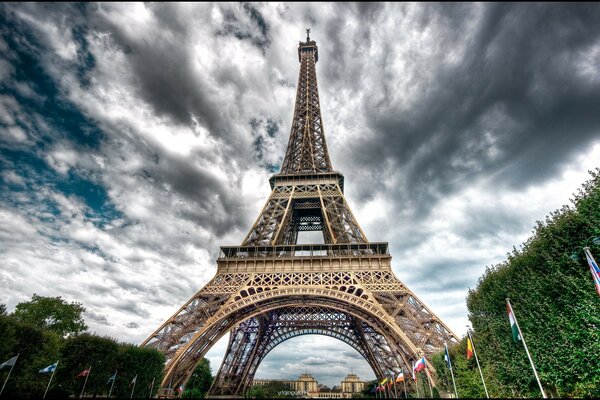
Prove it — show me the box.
[142,30,457,397]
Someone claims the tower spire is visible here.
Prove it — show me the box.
[279,33,332,175]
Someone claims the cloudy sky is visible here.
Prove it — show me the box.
[1,2,600,387]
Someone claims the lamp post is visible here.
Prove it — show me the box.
[570,236,600,296]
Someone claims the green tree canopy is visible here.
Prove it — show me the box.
[12,294,87,337]
[182,358,213,398]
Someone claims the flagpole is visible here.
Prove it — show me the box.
[0,354,19,396]
[130,375,137,399]
[108,371,117,398]
[392,372,398,399]
[402,377,407,399]
[445,343,458,399]
[506,299,547,398]
[80,366,91,398]
[467,329,489,398]
[424,371,433,398]
[414,372,420,399]
[149,377,155,398]
[43,360,58,400]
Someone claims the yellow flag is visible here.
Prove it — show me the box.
[380,378,387,385]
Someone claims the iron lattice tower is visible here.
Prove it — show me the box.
[142,32,457,397]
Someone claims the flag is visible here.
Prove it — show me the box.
[380,378,387,386]
[507,302,521,342]
[177,384,184,393]
[107,371,117,384]
[0,355,18,369]
[413,356,426,373]
[584,248,600,296]
[395,371,404,383]
[412,362,416,381]
[76,368,90,378]
[39,362,57,374]
[444,343,453,369]
[130,375,137,386]
[466,336,474,359]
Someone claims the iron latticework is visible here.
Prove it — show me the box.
[142,32,457,398]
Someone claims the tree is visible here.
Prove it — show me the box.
[12,294,87,337]
[182,358,213,398]
[111,344,165,398]
[56,334,120,397]
[0,314,61,399]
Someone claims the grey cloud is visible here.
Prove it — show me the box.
[125,321,140,329]
[85,310,113,326]
[342,351,363,360]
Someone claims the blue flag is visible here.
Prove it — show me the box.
[107,371,117,384]
[39,362,57,374]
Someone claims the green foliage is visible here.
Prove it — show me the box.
[436,168,600,398]
[0,295,165,399]
[56,334,119,397]
[12,294,87,337]
[0,315,61,399]
[182,358,213,398]
[246,381,294,398]
[111,344,165,398]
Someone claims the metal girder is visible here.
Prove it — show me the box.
[280,38,331,174]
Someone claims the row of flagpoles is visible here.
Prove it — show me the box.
[371,298,555,399]
[0,356,173,399]
[372,245,600,399]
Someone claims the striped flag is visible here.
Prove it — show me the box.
[413,356,426,373]
[584,248,600,296]
[395,371,404,383]
[507,302,522,342]
[466,336,474,359]
[444,343,453,369]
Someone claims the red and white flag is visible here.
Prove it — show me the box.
[76,368,90,378]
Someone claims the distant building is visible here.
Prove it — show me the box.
[252,373,367,398]
[341,374,366,394]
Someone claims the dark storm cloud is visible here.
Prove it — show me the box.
[341,3,600,215]
[216,3,271,52]
[88,3,250,153]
